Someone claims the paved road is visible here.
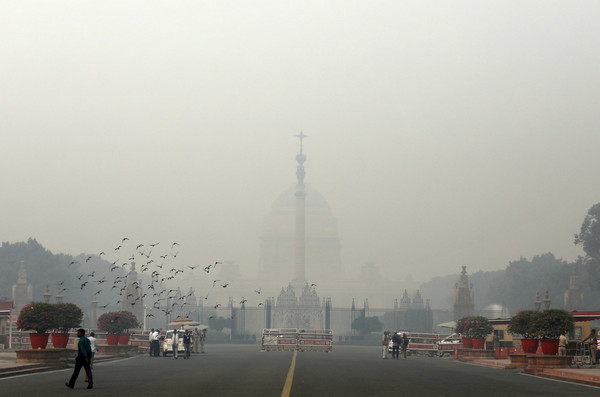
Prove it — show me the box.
[0,345,598,396]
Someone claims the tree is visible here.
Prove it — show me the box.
[575,203,600,287]
[351,316,383,335]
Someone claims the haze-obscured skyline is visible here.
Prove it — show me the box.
[2,1,599,284]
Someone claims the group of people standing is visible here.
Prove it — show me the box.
[382,330,408,359]
[560,328,599,364]
[148,327,206,358]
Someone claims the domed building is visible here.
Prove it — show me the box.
[258,183,342,286]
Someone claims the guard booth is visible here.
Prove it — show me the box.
[262,329,333,352]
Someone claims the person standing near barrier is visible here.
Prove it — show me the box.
[192,328,199,353]
[583,329,598,365]
[401,333,409,359]
[200,329,206,353]
[391,331,401,359]
[381,331,390,359]
[65,328,93,390]
[152,329,160,357]
[558,331,568,357]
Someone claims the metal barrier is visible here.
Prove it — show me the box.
[262,329,333,352]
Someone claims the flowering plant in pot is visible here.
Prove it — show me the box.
[507,310,540,354]
[532,309,574,355]
[51,303,83,348]
[507,310,540,339]
[98,310,138,345]
[53,303,83,333]
[466,316,493,349]
[17,302,58,349]
[17,302,57,333]
[455,316,473,348]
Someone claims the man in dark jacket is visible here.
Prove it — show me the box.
[66,328,93,389]
[391,331,401,359]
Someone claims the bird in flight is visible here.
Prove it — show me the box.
[254,288,261,294]
[221,283,229,288]
[310,283,317,288]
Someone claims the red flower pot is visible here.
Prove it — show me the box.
[471,338,485,349]
[106,334,119,345]
[540,339,559,355]
[29,333,49,349]
[462,337,473,349]
[118,333,130,345]
[51,333,70,348]
[521,338,538,354]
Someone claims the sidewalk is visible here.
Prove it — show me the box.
[471,357,600,388]
[0,351,122,379]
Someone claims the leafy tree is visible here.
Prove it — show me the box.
[351,316,383,335]
[574,202,600,287]
[208,316,231,331]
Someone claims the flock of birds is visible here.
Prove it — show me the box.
[59,237,272,325]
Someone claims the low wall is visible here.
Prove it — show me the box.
[16,348,76,368]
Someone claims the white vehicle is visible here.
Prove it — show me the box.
[162,329,186,356]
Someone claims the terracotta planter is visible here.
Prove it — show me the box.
[462,337,473,349]
[106,334,119,346]
[118,333,130,345]
[521,338,538,354]
[51,333,70,348]
[471,338,485,349]
[29,333,50,349]
[540,339,559,355]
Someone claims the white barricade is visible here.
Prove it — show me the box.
[262,328,333,352]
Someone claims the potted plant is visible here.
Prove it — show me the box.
[466,316,493,349]
[97,310,138,345]
[51,303,83,348]
[455,316,473,348]
[17,302,57,349]
[532,309,574,355]
[507,310,540,354]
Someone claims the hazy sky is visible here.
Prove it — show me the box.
[2,1,599,284]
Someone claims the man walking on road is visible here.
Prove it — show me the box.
[65,328,93,390]
[183,330,192,359]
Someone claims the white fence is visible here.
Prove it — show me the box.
[261,328,333,352]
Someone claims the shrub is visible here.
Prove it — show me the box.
[507,310,540,339]
[466,316,493,338]
[17,302,57,333]
[54,303,83,333]
[455,316,471,336]
[97,310,138,334]
[532,309,574,339]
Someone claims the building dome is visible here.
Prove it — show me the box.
[271,184,332,212]
[258,184,341,283]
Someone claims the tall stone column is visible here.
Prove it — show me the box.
[293,132,307,289]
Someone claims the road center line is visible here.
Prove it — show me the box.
[281,349,298,397]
